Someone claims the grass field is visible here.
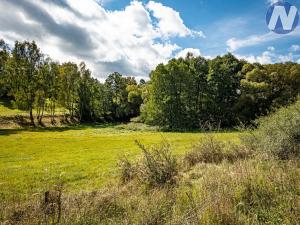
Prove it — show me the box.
[0,101,298,224]
[0,124,241,198]
[0,98,65,117]
[0,99,26,116]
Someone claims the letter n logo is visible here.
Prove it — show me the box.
[266,1,299,34]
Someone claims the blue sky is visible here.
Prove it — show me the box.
[103,0,300,62]
[0,0,299,79]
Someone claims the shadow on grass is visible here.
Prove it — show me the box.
[0,98,15,110]
[0,123,116,136]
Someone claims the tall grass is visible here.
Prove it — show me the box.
[184,136,252,167]
[1,154,298,225]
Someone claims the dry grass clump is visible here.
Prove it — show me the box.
[184,136,252,168]
[118,141,179,188]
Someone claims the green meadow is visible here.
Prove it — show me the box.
[0,124,241,198]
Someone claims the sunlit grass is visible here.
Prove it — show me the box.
[0,125,242,198]
[0,98,65,117]
[0,99,26,116]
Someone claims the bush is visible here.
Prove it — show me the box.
[244,99,300,159]
[136,141,179,188]
[118,141,179,188]
[184,136,251,167]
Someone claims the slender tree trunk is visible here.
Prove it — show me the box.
[29,107,35,127]
[38,102,45,125]
[36,106,40,120]
[50,101,55,124]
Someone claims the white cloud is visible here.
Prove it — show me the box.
[146,1,205,38]
[0,0,204,79]
[290,44,300,52]
[236,49,299,65]
[268,0,279,5]
[226,28,300,52]
[267,46,275,51]
[238,51,273,64]
[227,33,280,52]
[175,48,201,58]
[278,53,294,62]
[297,59,300,63]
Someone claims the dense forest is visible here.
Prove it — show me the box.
[0,39,299,129]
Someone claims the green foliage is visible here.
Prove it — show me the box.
[58,62,80,118]
[142,53,300,129]
[244,98,300,159]
[6,41,43,125]
[105,72,142,121]
[207,53,243,127]
[142,55,210,129]
[1,39,144,125]
[238,63,300,124]
[1,38,300,128]
[0,39,9,97]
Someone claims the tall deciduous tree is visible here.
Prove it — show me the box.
[207,53,243,127]
[7,41,43,125]
[58,62,80,119]
[35,59,60,124]
[0,39,9,97]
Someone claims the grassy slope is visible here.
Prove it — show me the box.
[0,98,65,117]
[0,99,26,116]
[0,125,241,198]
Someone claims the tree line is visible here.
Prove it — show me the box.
[0,40,299,129]
[141,53,300,129]
[0,40,143,126]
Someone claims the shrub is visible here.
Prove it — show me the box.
[244,98,300,159]
[137,141,179,188]
[118,141,179,188]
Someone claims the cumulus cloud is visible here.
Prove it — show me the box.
[175,48,201,58]
[290,44,300,52]
[146,1,205,38]
[0,0,204,79]
[267,46,275,51]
